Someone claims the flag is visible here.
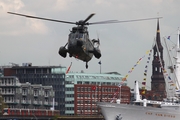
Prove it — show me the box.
[118,84,122,87]
[167,36,170,40]
[146,50,150,54]
[141,90,145,94]
[66,62,72,74]
[176,89,180,92]
[122,78,126,81]
[8,108,10,114]
[168,80,173,83]
[91,86,96,91]
[142,87,145,90]
[98,61,101,65]
[162,70,166,73]
[170,83,175,86]
[142,82,146,85]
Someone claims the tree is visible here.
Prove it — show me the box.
[0,95,8,115]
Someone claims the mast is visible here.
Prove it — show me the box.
[175,28,180,90]
[163,37,177,97]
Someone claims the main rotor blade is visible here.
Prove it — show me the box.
[7,12,76,24]
[88,20,119,25]
[83,13,95,24]
[89,17,163,25]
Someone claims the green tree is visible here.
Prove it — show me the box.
[0,95,8,115]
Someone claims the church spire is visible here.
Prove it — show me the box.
[156,19,161,45]
[151,19,166,100]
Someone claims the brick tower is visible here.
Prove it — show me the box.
[151,19,166,100]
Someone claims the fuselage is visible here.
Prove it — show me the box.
[68,29,94,62]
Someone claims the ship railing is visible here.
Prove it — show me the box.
[145,100,180,106]
[161,102,180,106]
[146,100,162,104]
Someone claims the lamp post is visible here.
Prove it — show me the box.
[98,61,101,74]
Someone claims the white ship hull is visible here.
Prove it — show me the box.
[97,102,180,120]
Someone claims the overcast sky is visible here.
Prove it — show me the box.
[0,0,179,88]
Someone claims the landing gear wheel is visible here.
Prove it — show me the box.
[86,62,88,69]
[93,48,101,59]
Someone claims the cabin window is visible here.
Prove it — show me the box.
[155,67,157,72]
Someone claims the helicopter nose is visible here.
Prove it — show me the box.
[77,40,83,47]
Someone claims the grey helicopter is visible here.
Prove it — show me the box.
[8,12,162,68]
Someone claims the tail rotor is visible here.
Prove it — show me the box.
[97,31,100,48]
[92,31,101,59]
[92,31,100,48]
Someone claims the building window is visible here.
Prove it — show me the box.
[77,81,82,84]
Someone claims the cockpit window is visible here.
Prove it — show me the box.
[75,33,79,39]
[69,33,84,40]
[74,33,83,39]
[79,33,83,38]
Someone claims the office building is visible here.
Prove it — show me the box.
[0,76,57,109]
[3,64,66,115]
[65,72,130,115]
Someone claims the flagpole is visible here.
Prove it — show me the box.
[120,86,121,103]
[66,62,72,74]
[98,61,101,74]
[94,88,96,114]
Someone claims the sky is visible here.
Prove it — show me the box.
[0,0,180,88]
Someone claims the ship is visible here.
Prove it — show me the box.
[97,81,180,120]
[97,25,180,120]
[98,102,180,120]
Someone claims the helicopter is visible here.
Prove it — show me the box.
[7,12,162,68]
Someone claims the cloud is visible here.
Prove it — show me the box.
[0,0,24,13]
[0,0,48,36]
[54,0,71,11]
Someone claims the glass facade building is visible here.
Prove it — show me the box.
[65,72,128,115]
